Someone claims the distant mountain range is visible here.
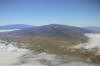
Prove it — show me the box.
[0,24,33,30]
[84,26,100,31]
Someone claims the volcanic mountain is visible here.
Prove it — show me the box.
[0,24,93,55]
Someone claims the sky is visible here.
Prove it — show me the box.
[0,0,100,27]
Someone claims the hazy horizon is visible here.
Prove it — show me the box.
[0,0,100,27]
[0,23,100,28]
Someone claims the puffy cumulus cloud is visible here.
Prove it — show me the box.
[73,33,100,51]
[0,42,29,66]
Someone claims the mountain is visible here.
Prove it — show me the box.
[0,24,33,30]
[0,24,99,63]
[1,24,93,41]
[0,24,93,56]
[84,26,100,31]
[10,24,92,40]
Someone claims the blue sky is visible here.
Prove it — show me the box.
[0,0,100,27]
